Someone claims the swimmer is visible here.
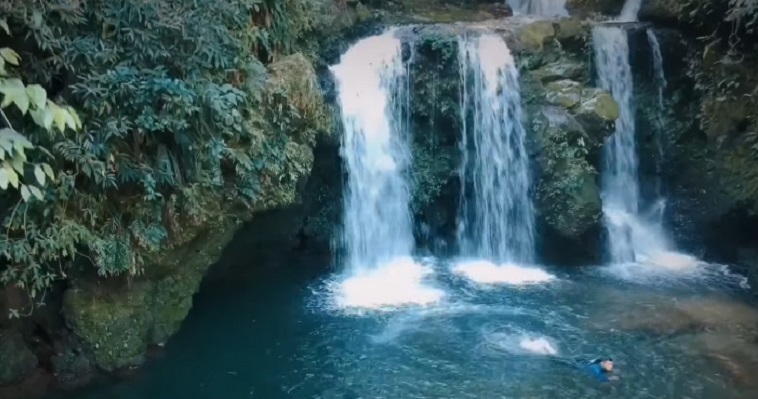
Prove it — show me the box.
[584,357,619,382]
[551,356,620,382]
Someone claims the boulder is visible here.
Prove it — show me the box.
[0,329,37,385]
[544,79,582,108]
[517,20,556,52]
[575,87,619,133]
[531,61,585,83]
[62,222,239,371]
[532,106,602,238]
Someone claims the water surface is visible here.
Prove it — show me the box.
[49,255,758,399]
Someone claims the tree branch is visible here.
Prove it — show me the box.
[0,108,14,130]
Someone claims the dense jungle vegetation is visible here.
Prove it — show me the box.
[0,0,340,315]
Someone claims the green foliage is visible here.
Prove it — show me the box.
[0,0,333,312]
[675,0,758,208]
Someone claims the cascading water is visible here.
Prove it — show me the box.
[618,0,642,22]
[593,26,642,263]
[330,29,443,309]
[594,2,697,270]
[454,33,551,285]
[507,0,568,17]
[646,29,667,110]
[646,28,668,200]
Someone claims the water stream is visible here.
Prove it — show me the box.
[456,34,535,264]
[646,28,668,200]
[329,30,444,309]
[455,33,546,284]
[508,0,568,17]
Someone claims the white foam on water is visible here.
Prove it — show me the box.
[332,257,445,311]
[453,260,556,285]
[481,325,560,356]
[519,337,559,355]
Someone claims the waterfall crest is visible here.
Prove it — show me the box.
[508,0,568,17]
[457,34,535,264]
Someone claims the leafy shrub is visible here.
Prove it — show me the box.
[0,0,334,312]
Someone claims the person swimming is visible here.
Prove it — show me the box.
[584,357,619,382]
[550,356,619,382]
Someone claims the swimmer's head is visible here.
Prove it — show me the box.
[590,357,614,372]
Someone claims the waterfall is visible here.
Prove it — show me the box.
[508,0,568,17]
[618,0,642,22]
[646,28,667,200]
[593,26,642,263]
[330,30,443,309]
[646,29,667,110]
[457,34,535,264]
[593,0,680,264]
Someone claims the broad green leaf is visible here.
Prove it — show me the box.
[0,48,20,66]
[10,155,23,174]
[66,106,82,130]
[42,163,54,180]
[0,147,5,159]
[25,84,47,109]
[31,107,54,130]
[29,185,43,200]
[20,185,30,202]
[63,109,77,131]
[0,19,9,36]
[0,168,8,189]
[0,78,29,114]
[34,164,45,185]
[0,57,5,77]
[50,103,68,132]
[8,166,19,188]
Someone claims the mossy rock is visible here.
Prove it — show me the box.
[545,79,583,108]
[63,283,152,371]
[517,21,556,52]
[64,222,239,371]
[700,97,753,139]
[531,106,602,238]
[0,329,37,385]
[575,88,619,135]
[554,18,586,42]
[531,61,585,83]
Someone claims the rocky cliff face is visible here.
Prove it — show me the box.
[0,45,334,398]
